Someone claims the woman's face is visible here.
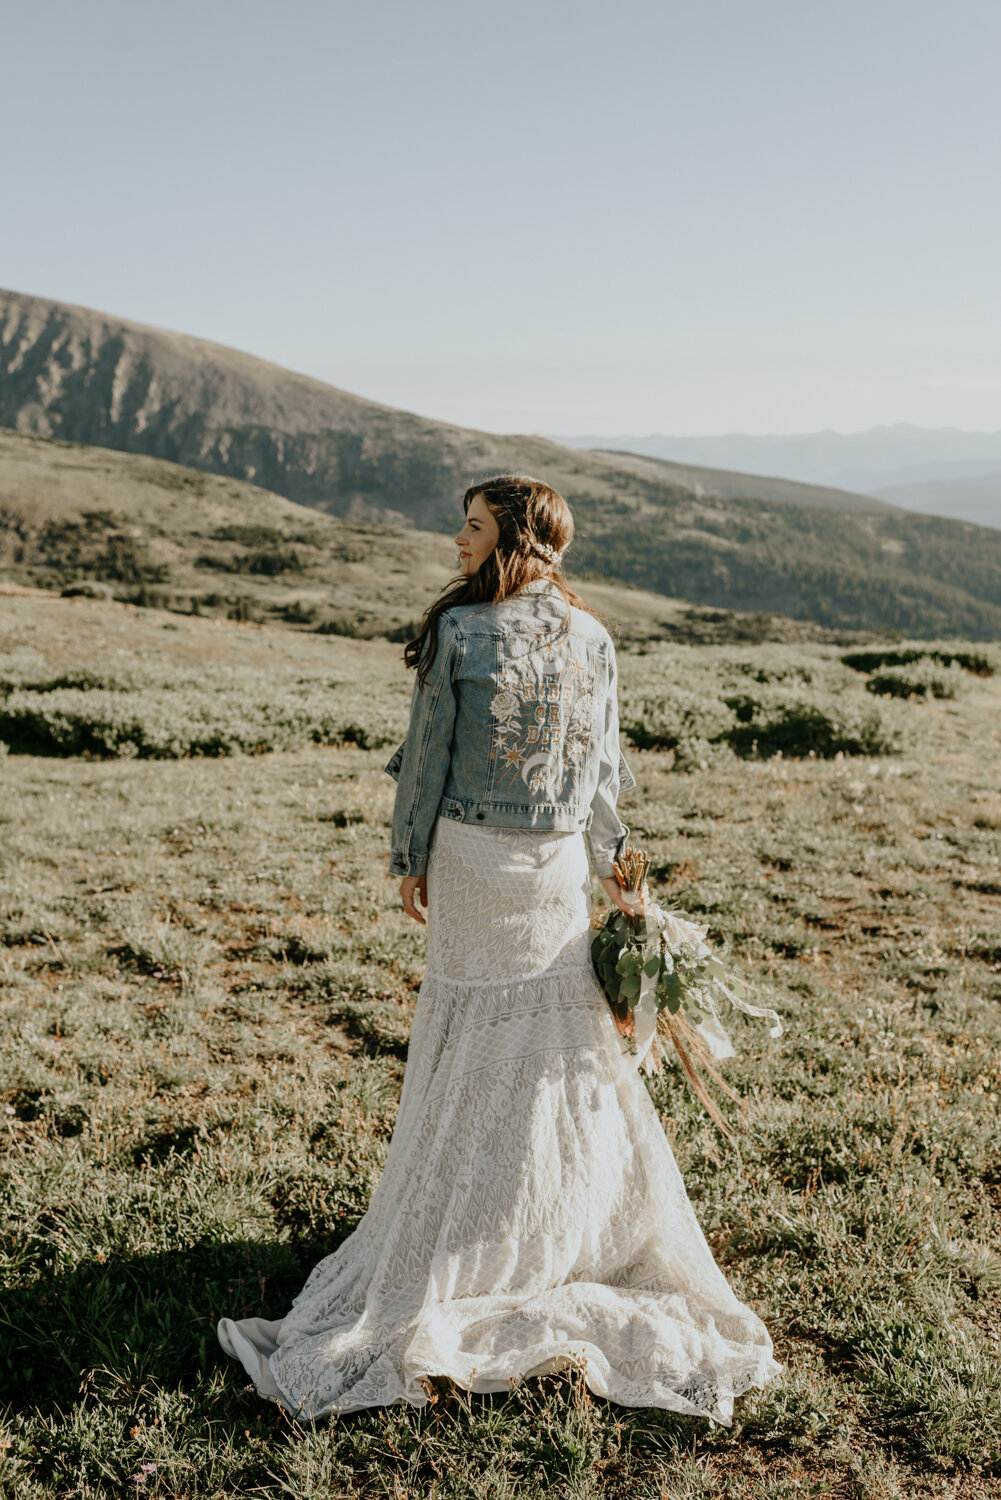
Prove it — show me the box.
[454,492,500,575]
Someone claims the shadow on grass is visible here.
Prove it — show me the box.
[0,1234,341,1417]
[0,1239,733,1500]
[1,1237,729,1437]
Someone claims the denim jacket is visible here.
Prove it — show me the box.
[385,579,636,879]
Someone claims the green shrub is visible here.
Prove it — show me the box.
[0,659,406,759]
[59,581,114,600]
[91,533,170,585]
[195,545,305,575]
[843,647,995,677]
[659,608,775,645]
[244,547,303,575]
[867,660,967,700]
[618,644,909,766]
[620,688,736,754]
[314,615,379,638]
[123,583,175,610]
[7,667,155,694]
[281,600,319,625]
[0,686,399,758]
[729,701,899,758]
[211,523,287,546]
[226,596,261,622]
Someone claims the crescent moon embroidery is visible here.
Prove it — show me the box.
[520,751,559,787]
[529,645,566,677]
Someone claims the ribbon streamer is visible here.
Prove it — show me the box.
[617,885,782,1077]
[619,888,659,1071]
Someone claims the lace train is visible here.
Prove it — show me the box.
[218,819,781,1421]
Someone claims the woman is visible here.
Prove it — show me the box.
[218,475,781,1421]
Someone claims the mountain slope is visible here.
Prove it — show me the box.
[3,288,1001,638]
[6,427,794,645]
[0,287,892,529]
[0,426,453,638]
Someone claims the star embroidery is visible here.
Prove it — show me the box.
[502,746,525,768]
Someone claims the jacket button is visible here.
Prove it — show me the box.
[476,812,485,820]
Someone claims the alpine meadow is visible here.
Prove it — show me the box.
[2,579,1000,1498]
[1,297,1001,1499]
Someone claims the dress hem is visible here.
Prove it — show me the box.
[219,1314,781,1427]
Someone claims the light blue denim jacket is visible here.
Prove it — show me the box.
[385,579,636,879]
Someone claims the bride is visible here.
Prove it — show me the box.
[218,474,781,1421]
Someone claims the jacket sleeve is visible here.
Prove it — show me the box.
[584,640,636,879]
[385,617,462,878]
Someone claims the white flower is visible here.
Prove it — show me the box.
[490,689,520,721]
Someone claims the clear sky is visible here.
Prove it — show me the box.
[3,0,999,435]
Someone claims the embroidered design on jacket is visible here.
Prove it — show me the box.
[488,627,596,798]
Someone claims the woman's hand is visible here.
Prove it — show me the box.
[400,874,428,925]
[599,874,644,917]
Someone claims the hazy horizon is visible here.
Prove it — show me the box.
[550,422,1001,440]
[4,0,1000,435]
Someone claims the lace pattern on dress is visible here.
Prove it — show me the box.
[218,818,781,1421]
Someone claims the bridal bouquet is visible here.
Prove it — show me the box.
[591,846,782,1136]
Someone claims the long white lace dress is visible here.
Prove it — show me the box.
[218,818,781,1421]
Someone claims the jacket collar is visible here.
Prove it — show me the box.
[516,578,558,596]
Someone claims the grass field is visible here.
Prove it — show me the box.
[2,594,1000,1499]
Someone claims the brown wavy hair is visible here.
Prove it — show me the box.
[404,475,598,686]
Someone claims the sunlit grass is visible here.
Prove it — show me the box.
[1,596,999,1497]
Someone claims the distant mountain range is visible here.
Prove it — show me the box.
[2,287,1001,638]
[870,472,1001,530]
[552,427,1001,528]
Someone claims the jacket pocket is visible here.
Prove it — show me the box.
[384,739,406,782]
[618,748,637,792]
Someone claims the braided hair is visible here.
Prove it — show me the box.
[404,474,599,686]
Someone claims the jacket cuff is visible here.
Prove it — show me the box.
[388,850,427,878]
[586,826,629,880]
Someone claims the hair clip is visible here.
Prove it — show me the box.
[533,540,564,563]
